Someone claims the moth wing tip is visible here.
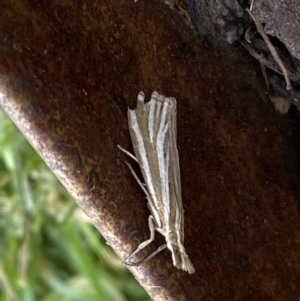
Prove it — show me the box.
[183,258,195,274]
[137,91,145,101]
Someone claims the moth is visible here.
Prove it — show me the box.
[118,91,195,274]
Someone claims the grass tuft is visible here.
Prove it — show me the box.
[0,108,150,301]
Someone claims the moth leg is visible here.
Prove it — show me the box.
[117,144,138,163]
[122,160,150,198]
[118,145,167,266]
[122,157,163,231]
[125,215,157,266]
[138,243,167,265]
[118,145,148,195]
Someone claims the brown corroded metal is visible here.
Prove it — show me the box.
[1,0,300,300]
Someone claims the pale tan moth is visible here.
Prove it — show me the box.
[118,91,195,274]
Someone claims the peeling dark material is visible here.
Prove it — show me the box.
[240,37,300,83]
[187,0,300,108]
[268,70,300,108]
[1,0,300,300]
[251,0,300,61]
[185,0,245,42]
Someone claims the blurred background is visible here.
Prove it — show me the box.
[0,108,151,301]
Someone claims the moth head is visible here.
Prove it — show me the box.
[167,232,195,274]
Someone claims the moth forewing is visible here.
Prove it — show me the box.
[164,102,192,272]
[121,91,195,274]
[127,109,160,220]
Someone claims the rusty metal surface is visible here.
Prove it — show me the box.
[1,0,300,300]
